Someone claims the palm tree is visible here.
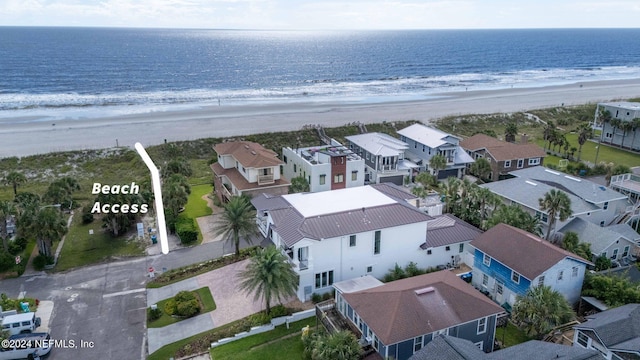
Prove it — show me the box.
[237,246,298,314]
[310,331,362,360]
[429,154,447,180]
[0,200,16,251]
[576,124,592,161]
[512,285,574,339]
[609,118,621,145]
[33,207,67,257]
[485,204,542,236]
[473,187,501,225]
[289,175,310,193]
[620,121,633,149]
[161,158,193,179]
[439,177,460,214]
[162,176,190,232]
[13,192,40,238]
[4,171,27,197]
[470,157,492,181]
[543,122,555,152]
[561,231,592,261]
[598,108,612,142]
[629,118,640,150]
[538,189,572,242]
[214,195,256,256]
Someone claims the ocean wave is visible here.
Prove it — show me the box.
[1,65,639,114]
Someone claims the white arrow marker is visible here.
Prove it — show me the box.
[135,142,169,254]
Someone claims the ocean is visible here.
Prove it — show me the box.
[1,27,640,122]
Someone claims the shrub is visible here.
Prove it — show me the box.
[176,216,198,244]
[176,299,200,317]
[321,292,333,301]
[311,293,322,304]
[148,307,162,321]
[269,304,290,318]
[249,312,272,326]
[81,206,94,224]
[165,291,201,318]
[33,254,49,271]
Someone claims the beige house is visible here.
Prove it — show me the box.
[211,141,290,202]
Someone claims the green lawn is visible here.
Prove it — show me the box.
[54,212,144,272]
[495,322,531,348]
[183,184,214,219]
[148,287,217,328]
[538,133,640,168]
[210,317,316,360]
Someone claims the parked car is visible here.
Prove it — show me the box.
[1,313,41,336]
[0,332,52,360]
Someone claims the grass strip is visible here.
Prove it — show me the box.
[147,287,216,328]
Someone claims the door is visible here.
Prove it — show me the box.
[495,280,504,303]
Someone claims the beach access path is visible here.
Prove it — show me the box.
[3,78,640,158]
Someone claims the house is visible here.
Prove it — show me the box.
[345,132,419,185]
[558,217,639,262]
[573,303,640,359]
[210,141,290,202]
[470,223,591,307]
[410,334,600,360]
[251,185,433,301]
[397,123,474,180]
[459,133,545,181]
[330,271,505,360]
[421,214,483,269]
[481,166,630,235]
[596,102,640,151]
[281,140,365,193]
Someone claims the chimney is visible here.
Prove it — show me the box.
[520,133,529,144]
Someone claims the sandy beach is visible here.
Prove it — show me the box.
[2,78,640,158]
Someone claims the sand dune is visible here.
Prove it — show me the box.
[2,78,640,158]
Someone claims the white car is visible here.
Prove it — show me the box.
[0,332,52,359]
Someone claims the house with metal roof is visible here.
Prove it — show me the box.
[481,166,630,236]
[421,214,483,269]
[470,224,591,307]
[596,102,640,151]
[573,303,640,359]
[251,185,444,301]
[282,139,365,193]
[558,217,639,263]
[410,334,600,360]
[345,132,419,185]
[326,271,505,360]
[210,141,290,202]
[460,133,545,181]
[397,123,474,180]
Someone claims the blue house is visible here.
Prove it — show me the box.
[331,271,505,360]
[470,223,591,308]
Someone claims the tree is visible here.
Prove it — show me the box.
[4,171,27,197]
[560,231,592,260]
[289,175,310,193]
[237,246,298,315]
[33,207,67,257]
[594,255,612,271]
[162,177,190,232]
[543,122,555,151]
[538,189,572,242]
[97,193,144,236]
[469,158,492,181]
[609,118,621,145]
[629,118,640,150]
[309,331,362,360]
[505,122,518,143]
[620,121,633,149]
[214,195,256,256]
[582,273,640,307]
[438,177,460,214]
[473,186,502,226]
[485,204,541,236]
[512,285,574,339]
[13,192,41,238]
[598,109,612,143]
[0,201,16,251]
[429,154,447,180]
[161,158,193,179]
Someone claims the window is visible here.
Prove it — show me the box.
[374,231,381,255]
[427,249,432,255]
[483,253,491,266]
[504,160,511,168]
[605,132,612,139]
[535,211,548,223]
[482,274,488,286]
[366,152,370,160]
[283,155,288,163]
[315,270,334,289]
[334,174,344,183]
[349,235,356,247]
[603,202,609,210]
[612,248,619,259]
[422,145,426,152]
[511,271,520,284]
[445,246,450,251]
[241,166,246,173]
[517,159,524,168]
[477,317,487,334]
[538,275,545,287]
[601,251,607,258]
[577,332,589,348]
[414,336,423,352]
[459,243,464,253]
[475,341,484,350]
[414,142,417,148]
[623,246,630,257]
[351,171,357,181]
[293,164,297,173]
[528,158,541,165]
[572,266,579,278]
[319,174,326,185]
[600,221,605,227]
[367,266,373,273]
[435,328,448,336]
[557,270,564,281]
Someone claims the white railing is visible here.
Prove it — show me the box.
[258,174,275,185]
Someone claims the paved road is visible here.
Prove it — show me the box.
[0,235,261,359]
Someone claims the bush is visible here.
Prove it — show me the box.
[269,304,290,318]
[249,312,272,326]
[321,291,333,301]
[33,254,53,271]
[165,291,201,318]
[148,307,162,321]
[176,216,198,244]
[81,206,94,224]
[311,293,322,304]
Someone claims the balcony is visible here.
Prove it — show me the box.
[299,259,309,270]
[221,183,233,200]
[315,300,358,336]
[258,174,275,185]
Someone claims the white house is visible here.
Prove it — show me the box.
[596,102,640,151]
[345,133,419,185]
[398,123,474,179]
[251,185,434,301]
[421,214,483,269]
[282,140,365,192]
[470,224,592,307]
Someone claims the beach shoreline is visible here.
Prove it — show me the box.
[2,78,640,158]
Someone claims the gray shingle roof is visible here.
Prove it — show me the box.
[421,214,483,249]
[345,132,408,156]
[369,182,417,202]
[558,218,637,255]
[410,334,485,360]
[251,193,290,212]
[470,224,591,280]
[575,303,640,352]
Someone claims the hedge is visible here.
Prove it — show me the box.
[176,216,198,244]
